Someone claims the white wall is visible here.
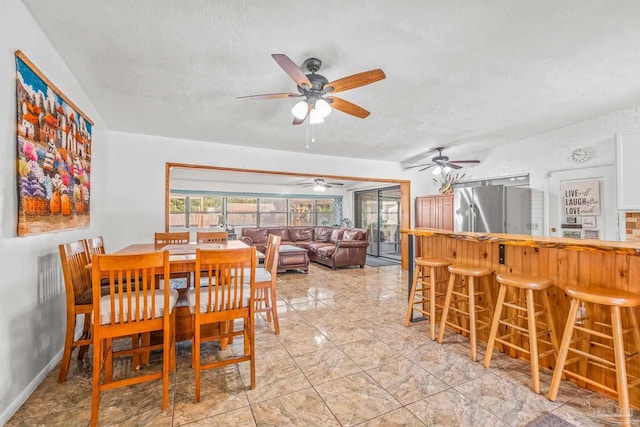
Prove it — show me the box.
[0,0,107,423]
[456,107,640,236]
[99,130,421,251]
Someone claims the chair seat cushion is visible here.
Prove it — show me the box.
[236,267,271,283]
[96,289,179,325]
[187,286,251,314]
[198,267,268,286]
[76,286,109,306]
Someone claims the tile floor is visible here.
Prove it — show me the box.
[7,263,637,426]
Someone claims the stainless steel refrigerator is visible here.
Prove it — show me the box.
[454,186,531,234]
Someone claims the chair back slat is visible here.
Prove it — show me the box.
[84,236,105,257]
[196,231,228,243]
[59,240,92,300]
[154,232,189,245]
[263,234,282,276]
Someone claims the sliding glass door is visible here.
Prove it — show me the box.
[355,186,401,260]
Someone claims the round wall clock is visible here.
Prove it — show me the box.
[570,148,592,163]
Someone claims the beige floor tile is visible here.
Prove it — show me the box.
[251,387,340,426]
[366,357,449,405]
[339,338,401,370]
[406,388,510,426]
[314,372,402,426]
[183,406,257,426]
[293,347,362,385]
[356,407,426,426]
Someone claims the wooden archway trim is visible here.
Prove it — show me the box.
[165,162,410,269]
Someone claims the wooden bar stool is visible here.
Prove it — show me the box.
[437,264,494,361]
[404,257,450,340]
[548,285,640,427]
[483,273,560,394]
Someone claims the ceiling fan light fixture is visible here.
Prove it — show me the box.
[313,184,326,192]
[315,98,332,118]
[309,108,324,124]
[292,100,308,119]
[443,165,452,174]
[433,166,442,175]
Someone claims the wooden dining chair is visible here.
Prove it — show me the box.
[196,231,228,243]
[189,246,256,401]
[90,250,178,427]
[58,240,95,383]
[254,234,281,334]
[155,231,191,286]
[154,231,190,245]
[83,236,105,257]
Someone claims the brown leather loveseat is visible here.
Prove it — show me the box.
[240,226,369,270]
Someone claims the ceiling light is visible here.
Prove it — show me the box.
[309,108,324,124]
[433,165,442,175]
[443,166,451,174]
[315,98,331,118]
[313,184,326,192]
[291,101,308,119]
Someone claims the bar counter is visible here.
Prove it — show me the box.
[401,227,640,405]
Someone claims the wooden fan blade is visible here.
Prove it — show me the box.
[405,163,432,170]
[325,69,386,94]
[272,54,312,88]
[446,163,463,170]
[237,93,300,100]
[448,160,480,164]
[325,182,344,186]
[292,103,312,125]
[327,96,370,118]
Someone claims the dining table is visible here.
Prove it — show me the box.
[113,239,250,267]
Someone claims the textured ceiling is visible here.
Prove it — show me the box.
[21,0,640,165]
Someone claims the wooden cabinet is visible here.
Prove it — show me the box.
[415,194,454,230]
[616,132,640,210]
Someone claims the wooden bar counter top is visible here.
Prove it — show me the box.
[401,227,640,405]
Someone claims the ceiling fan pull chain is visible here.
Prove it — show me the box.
[306,118,310,149]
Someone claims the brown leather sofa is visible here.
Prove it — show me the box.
[240,226,369,270]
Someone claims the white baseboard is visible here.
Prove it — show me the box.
[0,348,63,425]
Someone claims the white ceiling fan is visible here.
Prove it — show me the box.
[296,178,344,192]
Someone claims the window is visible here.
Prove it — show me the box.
[170,193,338,229]
[227,197,258,227]
[259,198,288,226]
[169,196,186,227]
[316,199,335,226]
[290,199,314,226]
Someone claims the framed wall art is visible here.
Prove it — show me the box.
[15,51,93,236]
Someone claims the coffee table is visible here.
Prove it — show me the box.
[277,245,310,273]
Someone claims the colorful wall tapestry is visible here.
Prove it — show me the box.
[15,51,93,236]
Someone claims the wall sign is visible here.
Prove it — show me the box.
[563,230,582,239]
[582,216,596,228]
[562,180,600,216]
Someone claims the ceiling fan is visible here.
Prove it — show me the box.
[238,54,385,125]
[405,147,480,174]
[296,178,344,192]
